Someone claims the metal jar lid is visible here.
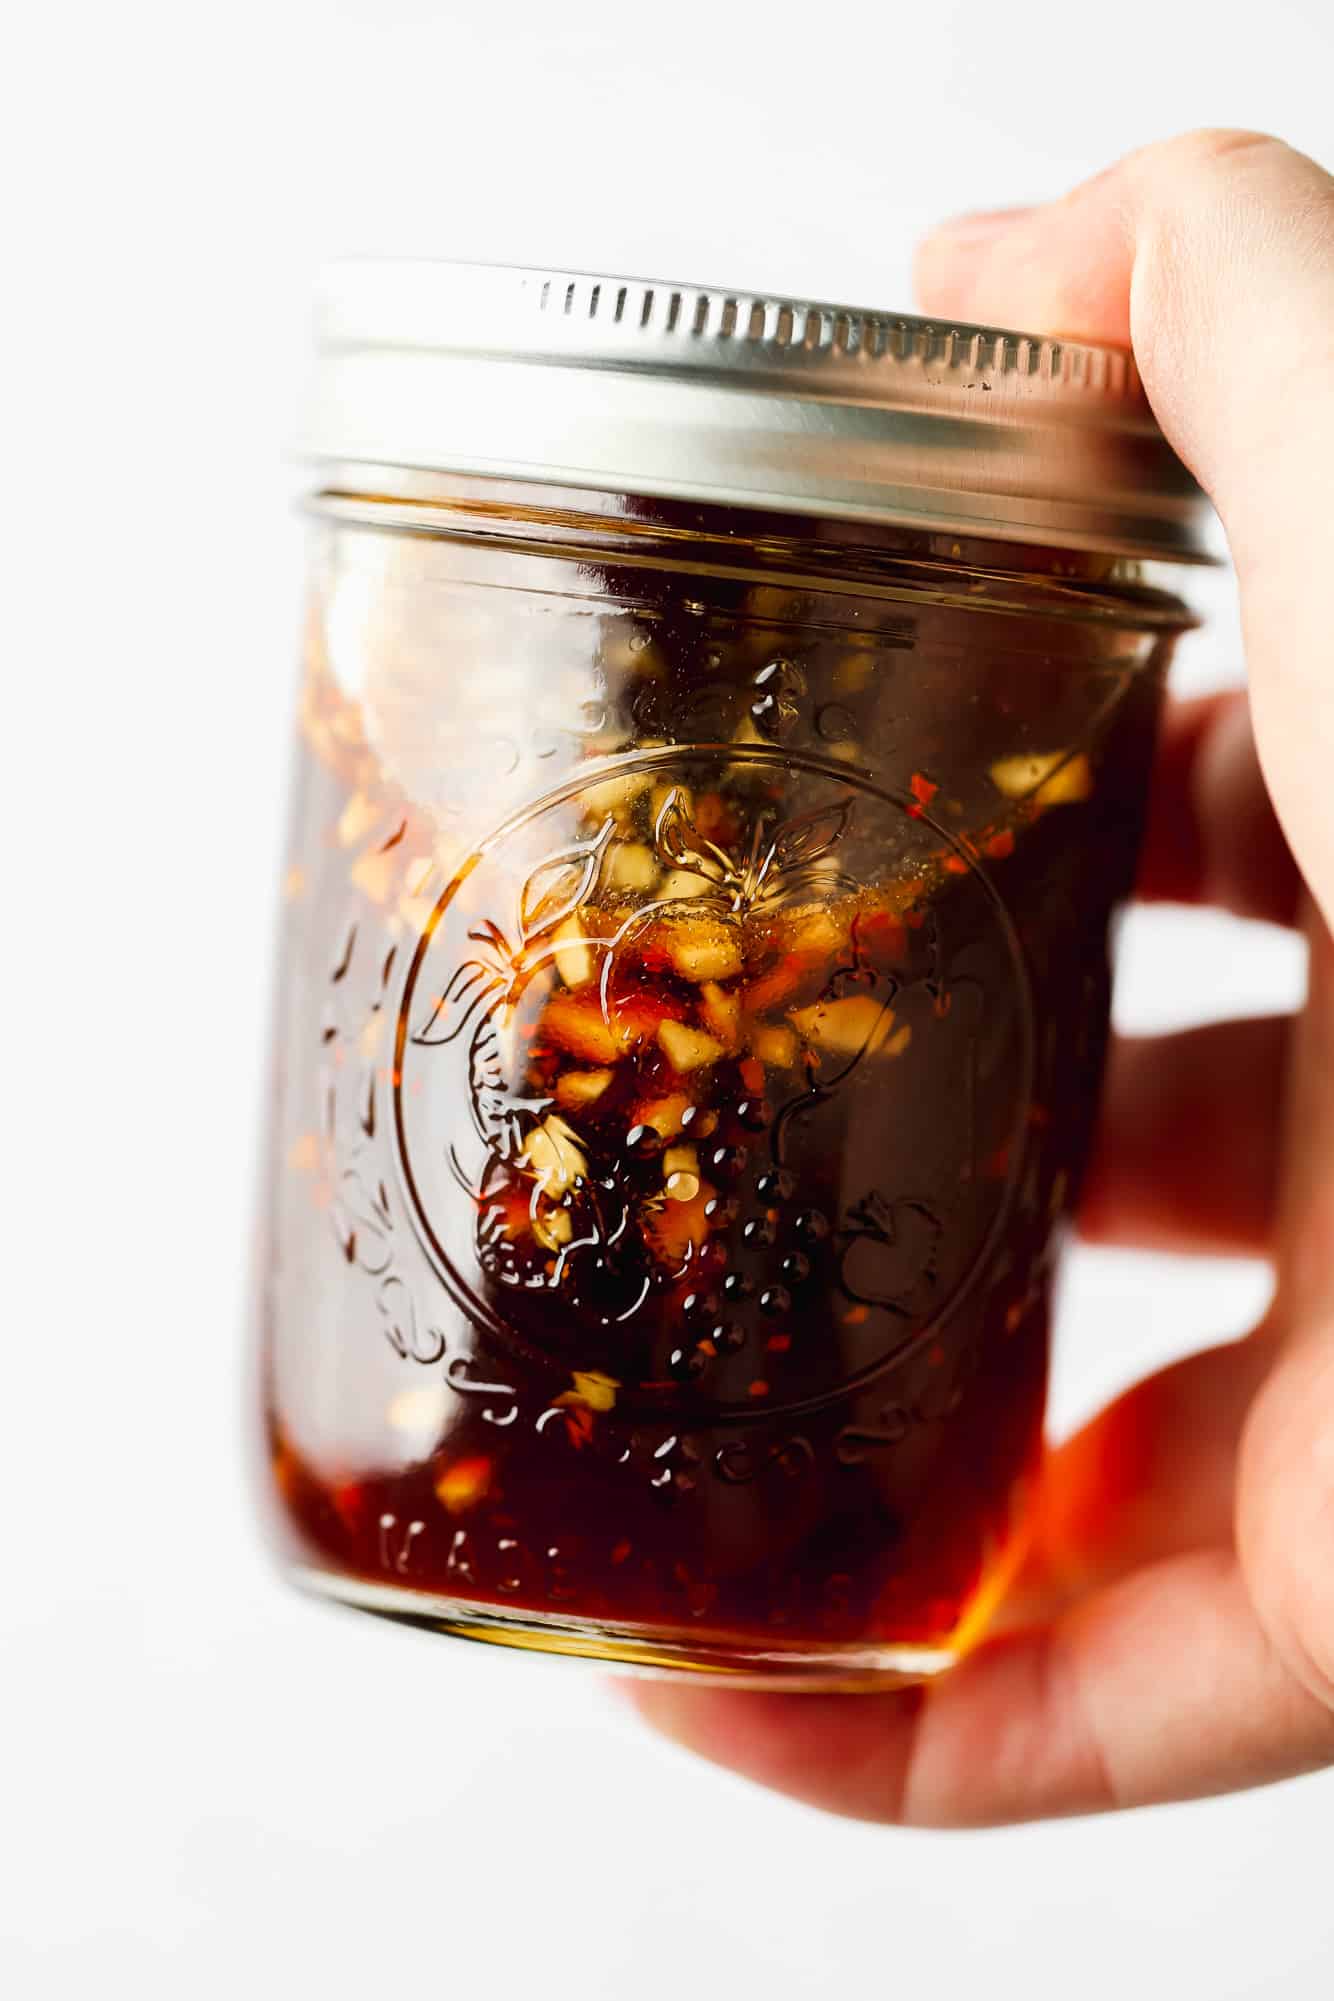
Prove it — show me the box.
[304,258,1212,562]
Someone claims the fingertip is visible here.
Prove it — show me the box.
[913,207,1037,317]
[618,1679,926,1820]
[623,1680,799,1764]
[616,1681,788,1780]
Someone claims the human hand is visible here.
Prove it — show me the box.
[623,131,1334,1823]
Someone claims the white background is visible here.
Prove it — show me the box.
[3,2,1329,1994]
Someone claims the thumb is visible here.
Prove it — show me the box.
[916,130,1334,930]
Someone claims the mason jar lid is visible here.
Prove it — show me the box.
[304,258,1213,562]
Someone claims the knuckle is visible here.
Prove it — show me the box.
[1137,127,1288,180]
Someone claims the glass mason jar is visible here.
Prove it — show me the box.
[257,263,1208,1686]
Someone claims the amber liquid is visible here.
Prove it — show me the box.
[260,537,1168,1677]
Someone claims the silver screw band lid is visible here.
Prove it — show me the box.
[304,259,1212,561]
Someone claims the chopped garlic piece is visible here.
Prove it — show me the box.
[662,1144,700,1204]
[521,1115,587,1196]
[554,1067,614,1110]
[580,772,649,819]
[532,1203,574,1253]
[636,1091,691,1137]
[667,920,742,982]
[750,1022,798,1068]
[554,1369,620,1412]
[658,1019,725,1072]
[606,841,659,892]
[789,996,897,1057]
[650,779,694,826]
[698,980,742,1049]
[660,869,717,900]
[989,751,1093,806]
[552,913,594,988]
[540,994,623,1064]
[771,905,846,958]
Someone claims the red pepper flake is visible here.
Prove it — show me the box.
[986,828,1016,860]
[563,1405,596,1449]
[907,771,939,818]
[693,792,736,844]
[434,1455,492,1514]
[857,910,907,962]
[1005,1302,1025,1334]
[696,1337,717,1358]
[748,1379,770,1398]
[766,1334,791,1353]
[943,854,969,875]
[611,1538,633,1565]
[843,1305,869,1327]
[738,1057,764,1094]
[331,1481,366,1531]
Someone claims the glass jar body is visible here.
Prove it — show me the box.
[257,474,1189,1687]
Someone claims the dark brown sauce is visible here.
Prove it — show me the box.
[259,532,1172,1664]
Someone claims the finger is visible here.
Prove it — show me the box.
[917,131,1334,931]
[1006,1334,1276,1625]
[1238,1215,1334,1715]
[1136,692,1299,927]
[626,1549,1334,1825]
[1272,906,1334,1327]
[1080,1017,1287,1255]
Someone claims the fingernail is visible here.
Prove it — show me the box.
[926,204,1039,248]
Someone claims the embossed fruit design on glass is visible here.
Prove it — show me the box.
[256,265,1205,1685]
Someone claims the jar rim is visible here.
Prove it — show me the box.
[301,258,1215,564]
